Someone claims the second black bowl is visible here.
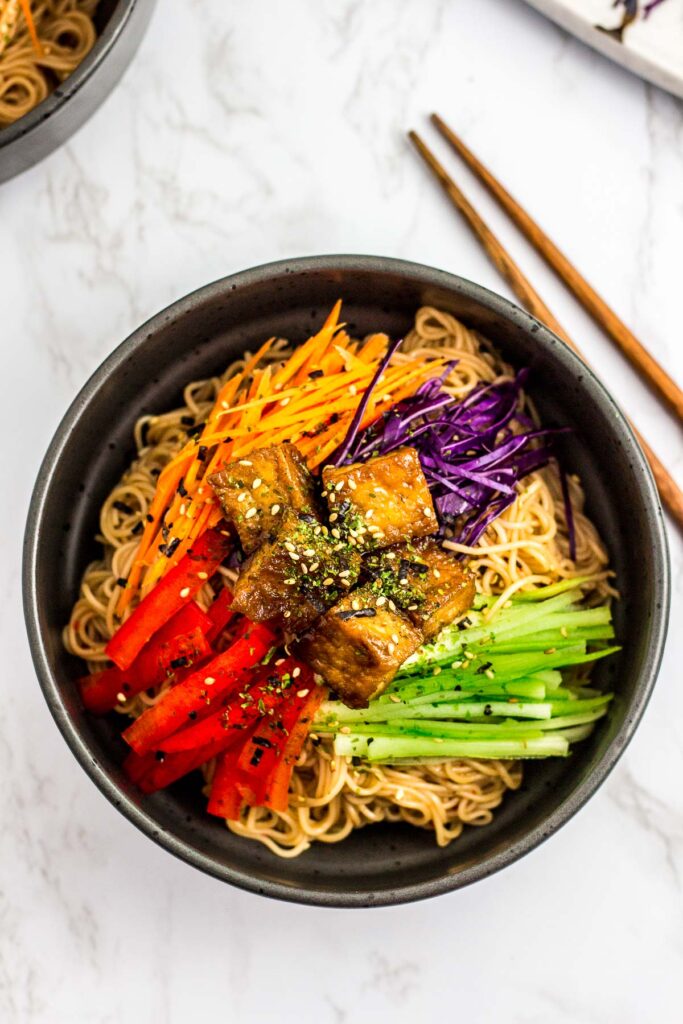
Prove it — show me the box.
[0,0,156,184]
[23,256,670,906]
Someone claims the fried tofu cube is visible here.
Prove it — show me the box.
[295,585,422,707]
[209,443,318,554]
[231,508,361,635]
[363,539,476,640]
[321,447,437,551]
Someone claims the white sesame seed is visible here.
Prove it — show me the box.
[348,384,357,396]
[386,551,396,559]
[485,668,495,679]
[271,503,281,515]
[221,401,229,409]
[335,480,344,491]
[301,564,308,574]
[252,477,262,489]
[288,551,300,561]
[338,569,351,577]
[391,633,399,644]
[284,578,296,585]
[352,599,360,611]
[389,693,401,703]
[245,507,258,519]
[197,571,208,580]
[323,578,334,586]
[275,658,285,665]
[376,596,386,607]
[314,526,322,535]
[422,506,433,518]
[284,541,295,551]
[388,600,396,612]
[408,604,418,611]
[180,587,190,598]
[329,513,338,522]
[309,562,319,572]
[179,503,187,515]
[399,577,409,585]
[560,626,568,638]
[348,478,357,490]
[464,651,474,660]
[451,660,463,669]
[116,691,126,703]
[334,543,344,551]
[304,548,315,557]
[237,492,247,503]
[331,528,341,539]
[340,578,352,587]
[284,610,291,618]
[329,493,336,504]
[239,460,252,466]
[433,666,442,676]
[204,677,216,686]
[365,509,374,519]
[280,397,290,406]
[292,667,301,678]
[339,725,351,735]
[433,568,441,578]
[297,688,309,698]
[395,786,405,799]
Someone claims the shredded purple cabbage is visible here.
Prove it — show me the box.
[330,365,576,554]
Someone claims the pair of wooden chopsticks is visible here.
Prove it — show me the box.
[408,115,683,533]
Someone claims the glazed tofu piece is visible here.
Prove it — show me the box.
[209,443,318,554]
[321,447,437,551]
[295,585,423,708]
[231,508,361,635]
[363,538,476,640]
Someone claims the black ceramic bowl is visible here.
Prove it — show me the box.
[0,0,156,184]
[23,256,670,907]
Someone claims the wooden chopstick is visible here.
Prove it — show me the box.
[408,129,683,531]
[430,112,683,423]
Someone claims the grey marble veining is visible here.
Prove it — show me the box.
[1,1,682,1021]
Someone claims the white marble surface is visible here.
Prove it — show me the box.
[2,1,682,1021]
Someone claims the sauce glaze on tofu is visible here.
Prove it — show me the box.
[209,443,318,555]
[294,585,423,708]
[363,538,476,640]
[321,447,437,550]
[231,508,361,635]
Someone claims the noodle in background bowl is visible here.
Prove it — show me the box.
[23,255,670,907]
[0,0,156,184]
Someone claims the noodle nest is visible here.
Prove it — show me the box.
[0,1,99,127]
[64,308,612,857]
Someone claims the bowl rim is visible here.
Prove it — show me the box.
[0,0,139,150]
[23,254,671,907]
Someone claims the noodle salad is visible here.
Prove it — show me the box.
[65,304,618,857]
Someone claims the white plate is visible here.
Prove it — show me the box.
[523,0,683,98]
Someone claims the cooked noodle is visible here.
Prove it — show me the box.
[0,1,99,127]
[64,308,612,856]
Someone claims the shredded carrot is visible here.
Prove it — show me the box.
[115,303,445,616]
[19,0,43,56]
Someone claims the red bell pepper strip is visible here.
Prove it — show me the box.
[207,728,259,819]
[125,669,292,792]
[79,603,212,714]
[205,587,236,645]
[122,624,277,755]
[106,528,232,670]
[264,685,326,812]
[233,661,317,806]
